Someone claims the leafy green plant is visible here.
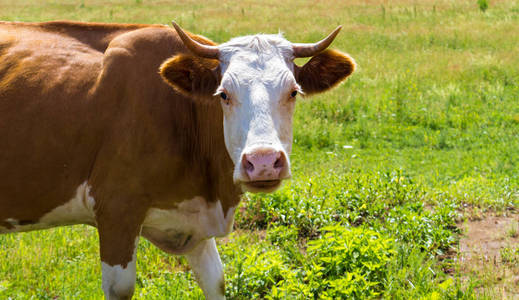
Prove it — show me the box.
[220,234,299,299]
[478,0,489,12]
[304,224,394,299]
[221,225,395,299]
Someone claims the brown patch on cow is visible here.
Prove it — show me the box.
[159,54,220,100]
[96,200,148,267]
[295,49,356,95]
[0,21,110,226]
[458,211,519,297]
[38,21,158,53]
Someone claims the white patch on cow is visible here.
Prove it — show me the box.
[0,181,96,233]
[185,237,225,300]
[101,238,138,300]
[40,182,96,225]
[142,197,235,253]
[215,34,298,183]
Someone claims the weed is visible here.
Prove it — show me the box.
[478,0,489,12]
[506,221,518,238]
[500,246,519,264]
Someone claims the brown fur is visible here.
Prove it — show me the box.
[159,32,220,103]
[296,49,356,95]
[159,55,220,101]
[0,21,240,269]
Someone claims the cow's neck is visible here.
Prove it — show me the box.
[192,101,242,214]
[163,97,242,215]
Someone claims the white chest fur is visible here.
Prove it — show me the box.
[141,197,236,254]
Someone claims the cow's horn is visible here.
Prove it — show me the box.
[292,26,342,58]
[171,21,219,59]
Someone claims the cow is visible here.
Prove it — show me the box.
[0,20,355,299]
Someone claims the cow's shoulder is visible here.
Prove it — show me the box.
[95,26,218,100]
[95,27,177,84]
[103,26,217,63]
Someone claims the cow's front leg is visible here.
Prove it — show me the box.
[185,238,225,300]
[96,203,146,300]
[101,249,137,300]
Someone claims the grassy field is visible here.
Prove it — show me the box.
[1,0,518,298]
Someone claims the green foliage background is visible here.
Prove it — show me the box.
[0,0,518,298]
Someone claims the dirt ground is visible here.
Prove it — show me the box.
[458,211,519,298]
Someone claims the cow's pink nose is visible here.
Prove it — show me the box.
[242,149,287,181]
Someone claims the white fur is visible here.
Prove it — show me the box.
[186,238,225,300]
[216,34,298,184]
[0,181,96,233]
[101,238,138,300]
[40,182,96,225]
[143,197,235,252]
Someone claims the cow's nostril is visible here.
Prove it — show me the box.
[274,157,283,169]
[243,158,254,172]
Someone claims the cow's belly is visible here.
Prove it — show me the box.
[0,182,96,234]
[1,190,236,255]
[141,197,235,255]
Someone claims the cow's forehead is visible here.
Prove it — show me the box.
[217,34,296,93]
[218,34,294,69]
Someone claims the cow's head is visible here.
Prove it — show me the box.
[160,22,355,193]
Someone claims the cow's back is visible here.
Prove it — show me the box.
[0,21,158,227]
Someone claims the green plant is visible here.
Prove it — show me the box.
[478,0,489,12]
[304,224,394,299]
[506,221,518,238]
[500,246,519,264]
[220,234,299,299]
[221,225,395,299]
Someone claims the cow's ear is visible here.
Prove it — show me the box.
[159,54,220,99]
[295,49,355,95]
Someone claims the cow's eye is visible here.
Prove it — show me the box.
[290,90,298,98]
[220,92,231,105]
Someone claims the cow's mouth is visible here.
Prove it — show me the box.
[243,180,281,193]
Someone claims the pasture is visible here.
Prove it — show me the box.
[0,0,518,298]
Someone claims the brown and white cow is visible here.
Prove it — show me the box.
[0,20,355,299]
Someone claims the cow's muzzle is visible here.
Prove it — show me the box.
[237,147,291,193]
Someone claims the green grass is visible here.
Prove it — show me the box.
[1,0,518,298]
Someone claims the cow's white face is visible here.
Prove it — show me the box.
[160,24,356,194]
[216,35,299,192]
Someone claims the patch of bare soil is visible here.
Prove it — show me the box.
[458,212,519,299]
